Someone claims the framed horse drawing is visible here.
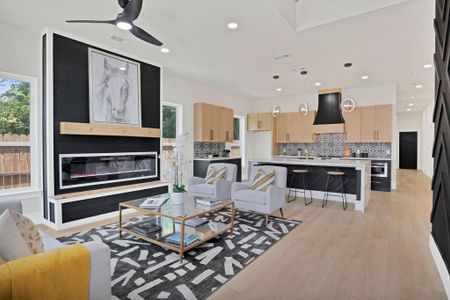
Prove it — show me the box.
[88,48,141,126]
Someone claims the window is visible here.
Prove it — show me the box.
[233,117,240,141]
[0,74,36,192]
[161,102,182,180]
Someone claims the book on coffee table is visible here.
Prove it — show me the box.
[195,197,223,207]
[174,217,209,228]
[139,194,170,208]
[165,232,199,246]
[132,221,162,235]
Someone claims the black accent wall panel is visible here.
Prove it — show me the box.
[62,185,169,223]
[432,0,450,275]
[51,34,161,195]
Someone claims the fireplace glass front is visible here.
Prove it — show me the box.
[60,152,158,189]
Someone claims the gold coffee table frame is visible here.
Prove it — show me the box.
[119,197,235,262]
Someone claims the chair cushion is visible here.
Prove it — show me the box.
[205,166,227,184]
[40,231,65,251]
[249,168,275,191]
[233,189,267,205]
[189,183,215,196]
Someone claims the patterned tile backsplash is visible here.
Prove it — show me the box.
[278,133,391,158]
[194,142,226,158]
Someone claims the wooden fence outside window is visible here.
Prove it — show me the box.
[0,134,31,190]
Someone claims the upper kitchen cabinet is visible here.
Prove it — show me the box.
[275,112,314,143]
[194,103,234,142]
[220,107,234,142]
[247,113,273,131]
[343,107,362,142]
[361,104,392,142]
[301,111,316,143]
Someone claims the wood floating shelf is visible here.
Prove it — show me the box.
[60,122,160,138]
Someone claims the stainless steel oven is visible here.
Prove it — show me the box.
[371,162,388,178]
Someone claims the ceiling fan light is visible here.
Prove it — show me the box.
[117,21,132,30]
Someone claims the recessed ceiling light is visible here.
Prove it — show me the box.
[410,96,415,100]
[116,21,132,31]
[119,66,126,71]
[406,108,412,112]
[161,48,170,53]
[315,82,321,86]
[424,64,433,69]
[273,75,280,79]
[415,84,423,89]
[408,103,414,107]
[276,88,283,92]
[344,62,353,68]
[361,75,369,80]
[227,22,239,29]
[300,70,308,75]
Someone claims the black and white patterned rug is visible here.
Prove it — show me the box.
[59,210,301,300]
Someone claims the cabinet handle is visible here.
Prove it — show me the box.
[373,131,376,140]
[257,120,261,129]
[210,130,213,140]
[377,131,379,140]
[287,133,290,141]
[226,131,229,141]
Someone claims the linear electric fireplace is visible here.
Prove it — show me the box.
[59,152,158,189]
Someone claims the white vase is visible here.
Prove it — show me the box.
[172,192,186,205]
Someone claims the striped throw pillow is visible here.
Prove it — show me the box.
[206,166,227,184]
[249,169,276,191]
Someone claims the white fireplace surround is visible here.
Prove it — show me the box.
[59,151,158,190]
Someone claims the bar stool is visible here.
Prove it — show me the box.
[287,169,313,205]
[322,171,347,210]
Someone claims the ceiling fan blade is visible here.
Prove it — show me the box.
[122,0,143,21]
[66,19,116,24]
[130,25,163,46]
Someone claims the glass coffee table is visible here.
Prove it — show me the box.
[119,194,235,262]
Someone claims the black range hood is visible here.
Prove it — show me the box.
[313,89,345,125]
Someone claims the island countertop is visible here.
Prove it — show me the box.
[249,157,371,169]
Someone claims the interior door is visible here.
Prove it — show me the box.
[399,131,418,169]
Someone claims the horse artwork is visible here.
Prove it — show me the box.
[88,48,141,125]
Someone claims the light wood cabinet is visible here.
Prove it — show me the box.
[275,112,315,143]
[343,108,362,143]
[247,113,273,131]
[194,103,234,142]
[301,111,316,143]
[361,105,392,142]
[220,107,234,142]
[375,105,392,142]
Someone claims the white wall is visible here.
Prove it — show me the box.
[397,112,423,170]
[248,84,398,189]
[163,71,254,178]
[422,101,434,178]
[0,22,42,222]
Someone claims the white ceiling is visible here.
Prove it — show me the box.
[0,0,435,112]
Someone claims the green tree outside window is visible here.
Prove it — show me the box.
[163,105,177,138]
[0,79,30,135]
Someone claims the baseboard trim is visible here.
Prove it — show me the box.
[429,234,450,298]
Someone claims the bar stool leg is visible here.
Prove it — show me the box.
[303,173,313,206]
[287,171,297,203]
[340,175,347,210]
[322,175,330,208]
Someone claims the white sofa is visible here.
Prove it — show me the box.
[0,200,111,300]
[187,163,237,201]
[232,165,287,224]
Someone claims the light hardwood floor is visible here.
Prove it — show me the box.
[40,170,446,299]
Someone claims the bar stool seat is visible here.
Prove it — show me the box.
[322,171,347,210]
[287,169,313,205]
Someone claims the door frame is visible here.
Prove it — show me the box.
[398,130,420,170]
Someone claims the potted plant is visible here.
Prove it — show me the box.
[171,133,189,204]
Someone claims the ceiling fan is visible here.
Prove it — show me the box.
[66,0,163,46]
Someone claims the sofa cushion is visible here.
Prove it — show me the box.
[189,183,215,196]
[0,209,32,261]
[40,231,65,251]
[233,189,267,205]
[10,210,44,254]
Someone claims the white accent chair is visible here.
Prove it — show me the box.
[187,163,237,201]
[232,165,287,224]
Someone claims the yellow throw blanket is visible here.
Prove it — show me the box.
[0,243,90,300]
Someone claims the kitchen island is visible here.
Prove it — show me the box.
[248,158,371,212]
